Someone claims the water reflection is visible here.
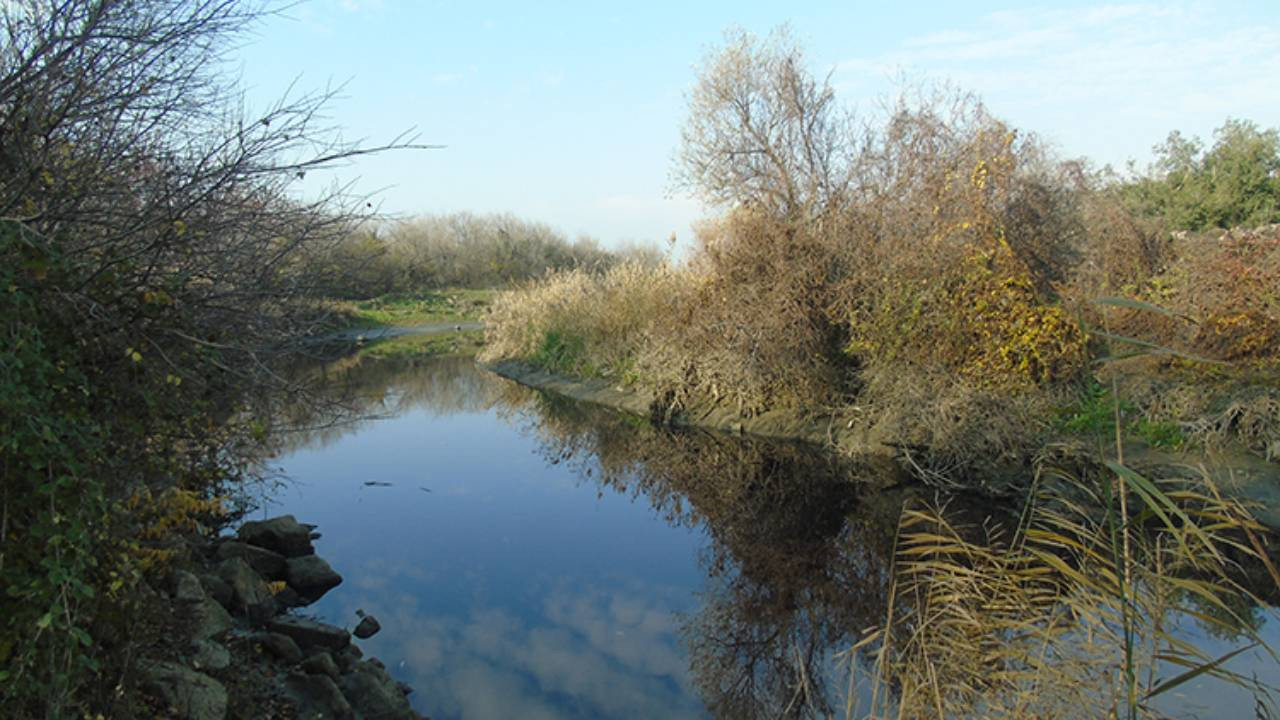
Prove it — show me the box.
[504,390,926,718]
[265,353,1277,719]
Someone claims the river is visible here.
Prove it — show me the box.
[257,352,1280,719]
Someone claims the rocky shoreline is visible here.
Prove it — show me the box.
[141,514,423,720]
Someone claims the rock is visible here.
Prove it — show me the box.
[396,681,414,697]
[215,541,287,580]
[173,570,206,604]
[255,632,303,665]
[274,584,302,609]
[353,614,381,639]
[217,558,276,622]
[187,596,233,641]
[337,660,417,720]
[300,651,340,679]
[285,672,355,720]
[190,639,231,671]
[237,515,315,557]
[334,645,362,673]
[198,573,233,609]
[285,555,343,603]
[266,616,350,652]
[141,660,228,720]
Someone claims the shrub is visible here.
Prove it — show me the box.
[1107,225,1280,368]
[480,263,682,381]
[0,0,404,711]
[1121,119,1280,232]
[313,212,665,298]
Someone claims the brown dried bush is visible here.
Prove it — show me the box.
[485,31,1095,476]
[634,207,854,415]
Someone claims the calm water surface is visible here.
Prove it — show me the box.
[261,353,1279,719]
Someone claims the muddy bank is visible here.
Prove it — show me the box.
[483,360,895,454]
[483,360,1280,527]
[139,514,422,720]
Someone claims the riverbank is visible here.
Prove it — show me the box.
[484,359,1280,527]
[133,513,422,720]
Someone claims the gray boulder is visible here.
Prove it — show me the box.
[237,515,315,557]
[266,616,350,652]
[353,614,381,639]
[190,639,231,672]
[334,644,363,673]
[217,557,276,622]
[173,570,206,604]
[187,596,233,642]
[198,573,233,609]
[215,541,287,580]
[285,671,355,720]
[337,660,417,720]
[300,651,341,679]
[142,660,228,720]
[255,631,304,665]
[285,555,342,603]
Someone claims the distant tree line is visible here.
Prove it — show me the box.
[1119,119,1280,232]
[313,212,666,298]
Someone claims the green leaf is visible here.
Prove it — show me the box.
[35,612,52,630]
[70,626,92,647]
[1106,460,1216,556]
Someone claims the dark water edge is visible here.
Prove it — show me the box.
[256,353,1280,719]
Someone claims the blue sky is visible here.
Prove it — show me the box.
[236,1,1280,248]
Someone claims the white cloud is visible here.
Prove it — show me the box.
[332,580,702,719]
[833,3,1280,167]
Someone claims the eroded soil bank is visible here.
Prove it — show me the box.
[484,360,1280,528]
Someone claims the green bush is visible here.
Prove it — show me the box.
[1,225,111,713]
[1121,119,1280,231]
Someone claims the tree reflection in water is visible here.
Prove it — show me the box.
[267,353,1277,719]
[494,389,990,718]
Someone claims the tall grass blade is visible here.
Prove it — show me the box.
[1145,643,1258,699]
[1090,330,1225,364]
[1091,296,1198,323]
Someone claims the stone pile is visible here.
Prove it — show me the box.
[142,515,420,720]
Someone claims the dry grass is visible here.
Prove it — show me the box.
[480,263,683,381]
[852,369,1069,490]
[1087,225,1280,457]
[852,465,1279,719]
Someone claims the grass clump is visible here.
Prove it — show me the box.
[853,467,1278,719]
[357,330,485,361]
[330,287,494,329]
[480,263,682,381]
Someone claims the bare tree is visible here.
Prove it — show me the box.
[0,0,432,384]
[677,27,852,220]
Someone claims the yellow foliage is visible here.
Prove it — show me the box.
[955,249,1087,386]
[125,487,226,542]
[847,244,1086,388]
